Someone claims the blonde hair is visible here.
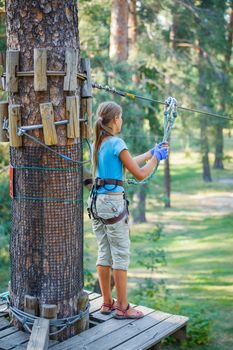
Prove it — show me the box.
[93,101,122,176]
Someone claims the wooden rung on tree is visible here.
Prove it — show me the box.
[8,104,22,147]
[66,96,80,138]
[41,304,57,341]
[40,103,58,146]
[64,48,78,92]
[81,58,92,98]
[0,101,9,142]
[34,48,47,91]
[24,295,39,316]
[6,50,19,92]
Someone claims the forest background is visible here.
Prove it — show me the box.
[0,1,233,349]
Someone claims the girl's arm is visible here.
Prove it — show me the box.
[133,151,152,165]
[120,149,158,181]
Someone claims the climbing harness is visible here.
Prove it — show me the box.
[126,96,177,185]
[87,177,129,225]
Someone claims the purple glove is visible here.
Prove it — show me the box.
[150,142,169,161]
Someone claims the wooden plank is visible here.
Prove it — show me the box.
[81,58,92,98]
[89,296,103,314]
[0,317,10,331]
[0,102,9,142]
[113,315,189,350]
[63,48,77,91]
[51,305,155,350]
[8,104,22,147]
[88,293,101,301]
[81,310,172,350]
[80,98,92,139]
[66,96,80,138]
[0,326,18,339]
[6,50,19,92]
[40,103,57,146]
[26,318,49,350]
[14,339,59,350]
[0,330,29,350]
[34,48,47,91]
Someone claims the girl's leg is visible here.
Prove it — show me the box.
[113,269,144,318]
[97,265,114,305]
[113,269,128,308]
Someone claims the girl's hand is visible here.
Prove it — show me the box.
[150,143,169,161]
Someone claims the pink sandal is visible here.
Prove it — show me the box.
[114,304,144,319]
[100,299,116,315]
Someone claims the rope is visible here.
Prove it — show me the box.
[126,96,177,185]
[92,82,233,121]
[20,131,92,165]
[0,292,90,336]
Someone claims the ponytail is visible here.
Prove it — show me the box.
[93,101,122,177]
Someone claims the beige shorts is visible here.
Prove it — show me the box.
[87,194,130,270]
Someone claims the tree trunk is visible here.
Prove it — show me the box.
[6,0,88,339]
[213,124,224,169]
[109,0,128,62]
[200,117,212,182]
[133,184,147,223]
[214,6,233,169]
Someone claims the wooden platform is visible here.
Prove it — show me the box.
[0,291,188,350]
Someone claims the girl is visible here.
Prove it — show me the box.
[87,101,168,319]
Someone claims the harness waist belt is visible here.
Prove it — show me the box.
[95,178,124,187]
[99,206,128,225]
[84,178,124,188]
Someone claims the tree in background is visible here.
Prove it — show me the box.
[109,0,128,62]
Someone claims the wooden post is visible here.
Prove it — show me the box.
[41,304,57,341]
[6,50,19,92]
[27,318,49,350]
[40,103,58,145]
[66,96,80,138]
[34,48,47,91]
[80,58,92,98]
[24,295,39,316]
[75,291,89,333]
[173,325,187,344]
[8,104,22,147]
[64,48,77,91]
[0,102,9,142]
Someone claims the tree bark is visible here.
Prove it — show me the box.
[214,6,233,169]
[133,184,147,223]
[6,0,88,338]
[213,124,224,169]
[109,0,128,62]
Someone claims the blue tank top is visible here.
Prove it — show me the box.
[96,136,128,194]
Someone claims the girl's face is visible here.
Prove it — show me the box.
[115,114,123,133]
